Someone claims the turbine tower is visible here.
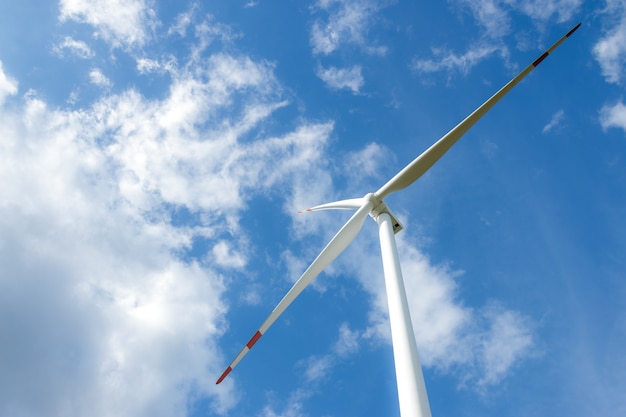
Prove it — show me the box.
[217,23,581,417]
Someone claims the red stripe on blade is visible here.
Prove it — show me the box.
[532,52,549,67]
[216,366,232,384]
[247,330,263,349]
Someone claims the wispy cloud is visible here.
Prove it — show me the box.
[52,36,95,59]
[59,0,158,48]
[168,3,240,47]
[166,8,241,64]
[343,141,394,183]
[412,43,502,75]
[192,17,241,59]
[89,68,113,88]
[136,57,164,74]
[259,389,309,417]
[480,139,499,159]
[457,0,512,38]
[310,0,390,55]
[316,64,364,93]
[509,0,582,23]
[300,323,361,383]
[167,2,198,37]
[257,323,362,416]
[543,109,566,134]
[458,0,582,38]
[418,0,582,77]
[413,0,510,77]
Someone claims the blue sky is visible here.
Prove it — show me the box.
[0,1,625,416]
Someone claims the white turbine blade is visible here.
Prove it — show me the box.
[375,22,581,200]
[216,201,373,384]
[298,198,365,213]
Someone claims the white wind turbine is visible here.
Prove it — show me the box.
[217,23,581,417]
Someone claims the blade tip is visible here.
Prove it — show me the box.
[216,366,232,385]
[567,22,581,38]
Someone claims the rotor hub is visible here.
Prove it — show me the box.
[364,193,403,234]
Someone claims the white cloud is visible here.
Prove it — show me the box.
[0,61,18,105]
[400,245,535,386]
[259,389,309,417]
[458,0,512,38]
[412,43,502,75]
[136,57,163,74]
[167,7,241,63]
[334,322,360,355]
[476,303,534,387]
[394,242,471,367]
[89,68,113,88]
[458,0,582,38]
[341,142,395,190]
[212,240,247,269]
[594,2,626,137]
[593,0,626,84]
[480,139,499,159]
[600,101,626,133]
[303,354,335,382]
[542,109,566,134]
[316,64,364,92]
[192,18,241,61]
[504,0,582,23]
[0,42,336,417]
[167,2,198,37]
[59,0,158,48]
[413,0,508,77]
[0,94,233,416]
[299,323,361,383]
[310,0,390,55]
[53,36,95,59]
[335,228,536,388]
[420,0,582,76]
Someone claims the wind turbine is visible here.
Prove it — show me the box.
[217,23,581,417]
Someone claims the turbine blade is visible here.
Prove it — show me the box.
[375,22,581,200]
[216,201,373,384]
[298,198,365,213]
